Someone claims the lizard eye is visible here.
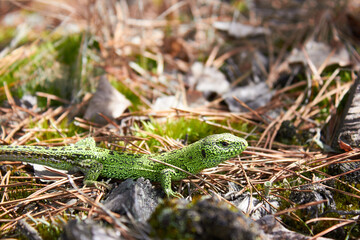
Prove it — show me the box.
[220,141,229,147]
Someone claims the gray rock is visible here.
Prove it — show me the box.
[329,161,360,184]
[103,178,162,222]
[287,41,350,69]
[257,215,332,240]
[187,62,230,97]
[230,192,279,220]
[213,22,270,38]
[224,82,273,112]
[61,219,121,240]
[152,95,185,111]
[289,179,335,218]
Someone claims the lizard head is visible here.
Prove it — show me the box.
[198,133,248,168]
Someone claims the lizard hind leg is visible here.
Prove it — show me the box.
[160,168,183,198]
[78,159,109,189]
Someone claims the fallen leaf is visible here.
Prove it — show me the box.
[84,76,131,124]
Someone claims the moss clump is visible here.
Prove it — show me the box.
[1,33,102,107]
[134,117,249,151]
[27,117,84,143]
[34,218,64,240]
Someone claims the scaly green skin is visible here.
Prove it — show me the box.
[0,133,247,198]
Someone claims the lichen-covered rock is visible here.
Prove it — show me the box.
[149,196,266,240]
[289,179,335,218]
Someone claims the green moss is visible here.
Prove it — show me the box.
[0,26,16,47]
[133,117,249,151]
[0,33,102,107]
[1,183,71,239]
[274,165,360,239]
[26,117,84,142]
[232,0,249,13]
[276,173,360,238]
[34,216,65,240]
[5,182,40,200]
[333,182,360,211]
[0,181,42,236]
[17,214,68,240]
[135,54,158,73]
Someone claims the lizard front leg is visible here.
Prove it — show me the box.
[78,159,109,189]
[160,168,183,198]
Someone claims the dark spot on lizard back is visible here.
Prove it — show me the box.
[201,149,206,158]
[109,151,115,155]
[123,153,141,158]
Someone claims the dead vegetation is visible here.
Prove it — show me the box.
[1,0,360,239]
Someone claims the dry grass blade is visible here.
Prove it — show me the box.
[274,200,328,217]
[306,217,356,224]
[0,172,130,237]
[309,220,356,240]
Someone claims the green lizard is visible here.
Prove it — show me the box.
[0,133,247,198]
